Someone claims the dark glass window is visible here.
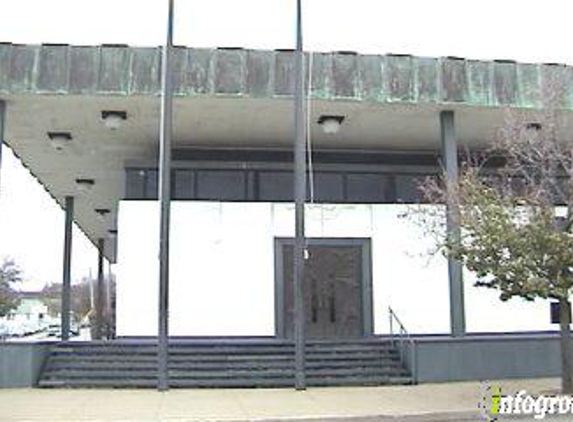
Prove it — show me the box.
[124,168,436,204]
[196,170,245,201]
[345,173,392,203]
[395,174,424,203]
[258,171,294,202]
[125,169,146,199]
[312,172,345,203]
[173,170,194,199]
[145,170,158,199]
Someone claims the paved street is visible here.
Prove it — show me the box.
[0,378,568,421]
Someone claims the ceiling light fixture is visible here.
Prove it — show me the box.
[101,110,128,130]
[75,178,95,193]
[318,115,345,134]
[95,208,111,222]
[47,132,72,150]
[525,122,542,131]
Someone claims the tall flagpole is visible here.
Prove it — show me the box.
[158,0,174,392]
[293,0,307,390]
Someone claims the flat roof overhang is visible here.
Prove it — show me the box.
[1,43,573,262]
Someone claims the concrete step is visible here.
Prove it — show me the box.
[50,344,396,356]
[48,351,398,363]
[38,339,413,389]
[45,359,403,370]
[41,366,409,379]
[56,338,393,347]
[38,374,412,389]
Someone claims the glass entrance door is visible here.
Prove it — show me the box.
[280,240,368,339]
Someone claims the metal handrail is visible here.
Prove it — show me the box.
[388,306,418,384]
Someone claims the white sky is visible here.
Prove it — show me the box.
[2,0,573,290]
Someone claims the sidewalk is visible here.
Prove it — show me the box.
[0,378,561,421]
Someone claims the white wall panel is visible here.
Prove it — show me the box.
[116,202,159,336]
[116,201,554,337]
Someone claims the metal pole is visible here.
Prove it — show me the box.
[440,110,466,337]
[158,0,174,392]
[61,196,74,341]
[0,101,5,189]
[89,269,94,310]
[388,307,393,344]
[293,0,307,391]
[105,261,114,339]
[105,260,112,319]
[96,238,104,340]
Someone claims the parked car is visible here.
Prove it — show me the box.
[47,324,60,337]
[47,323,80,338]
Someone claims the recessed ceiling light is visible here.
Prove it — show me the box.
[75,178,95,193]
[525,122,542,131]
[317,115,345,134]
[47,132,72,150]
[101,110,127,130]
[95,208,111,222]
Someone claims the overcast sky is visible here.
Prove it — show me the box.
[2,0,573,290]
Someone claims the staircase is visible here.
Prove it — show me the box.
[38,338,413,388]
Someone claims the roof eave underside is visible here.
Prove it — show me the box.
[2,44,573,264]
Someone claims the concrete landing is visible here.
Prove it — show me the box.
[0,378,561,421]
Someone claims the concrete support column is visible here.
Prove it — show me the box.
[96,238,105,340]
[61,196,74,341]
[440,110,466,337]
[293,0,307,390]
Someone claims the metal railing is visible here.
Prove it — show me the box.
[388,306,418,383]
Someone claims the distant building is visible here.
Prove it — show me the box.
[2,292,50,336]
[12,294,47,321]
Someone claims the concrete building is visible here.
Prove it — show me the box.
[0,43,571,388]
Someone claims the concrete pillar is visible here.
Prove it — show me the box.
[61,196,74,341]
[440,110,466,337]
[96,238,105,339]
